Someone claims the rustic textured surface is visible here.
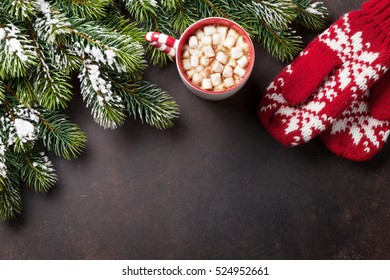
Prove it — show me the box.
[1,0,389,260]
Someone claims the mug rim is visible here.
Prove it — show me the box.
[176,17,255,96]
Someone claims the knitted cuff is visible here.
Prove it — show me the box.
[362,0,390,32]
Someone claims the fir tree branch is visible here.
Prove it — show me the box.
[79,59,127,129]
[122,0,158,23]
[292,0,329,30]
[7,99,40,154]
[69,18,147,75]
[53,0,112,20]
[0,151,22,220]
[98,13,145,44]
[43,46,82,75]
[19,150,57,193]
[39,111,86,160]
[200,0,229,18]
[256,19,303,62]
[245,0,297,31]
[146,44,174,66]
[0,95,15,122]
[26,22,73,110]
[0,0,38,20]
[0,80,4,101]
[120,80,180,129]
[34,0,73,45]
[0,136,7,189]
[0,0,184,220]
[35,68,73,110]
[12,77,38,106]
[121,0,176,66]
[161,0,186,11]
[0,18,38,79]
[166,4,197,34]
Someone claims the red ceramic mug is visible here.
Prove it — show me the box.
[145,17,255,101]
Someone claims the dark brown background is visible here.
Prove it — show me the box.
[1,0,389,259]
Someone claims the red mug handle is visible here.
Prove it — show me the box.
[145,32,180,58]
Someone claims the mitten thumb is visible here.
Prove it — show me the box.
[280,40,341,105]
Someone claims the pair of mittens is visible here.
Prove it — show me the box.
[258,0,390,161]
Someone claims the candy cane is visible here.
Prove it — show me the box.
[145,32,179,58]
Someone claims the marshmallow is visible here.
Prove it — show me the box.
[216,51,228,64]
[202,67,213,78]
[212,33,222,45]
[230,46,244,59]
[191,55,199,67]
[202,45,215,57]
[189,48,201,56]
[200,56,211,66]
[227,59,237,68]
[210,73,222,87]
[189,36,198,48]
[222,66,233,78]
[192,73,202,85]
[211,61,224,73]
[217,25,228,38]
[201,36,212,45]
[201,78,213,90]
[227,28,239,40]
[237,55,249,68]
[213,44,222,53]
[182,49,190,58]
[196,65,204,73]
[182,59,191,70]
[241,42,250,52]
[224,77,235,88]
[222,37,236,49]
[234,65,246,77]
[204,25,217,36]
[214,84,226,91]
[236,36,245,46]
[199,70,207,78]
[186,69,196,79]
[195,29,205,39]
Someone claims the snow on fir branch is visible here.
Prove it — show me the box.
[0,0,180,220]
[0,86,87,219]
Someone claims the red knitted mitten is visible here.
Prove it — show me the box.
[321,72,390,161]
[258,0,390,147]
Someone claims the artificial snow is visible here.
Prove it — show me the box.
[29,112,40,123]
[306,8,322,15]
[0,140,6,178]
[14,118,36,141]
[81,45,118,69]
[81,60,119,106]
[36,0,50,14]
[150,0,157,7]
[8,38,23,53]
[34,0,71,44]
[104,49,116,66]
[7,37,28,62]
[3,24,30,62]
[307,3,325,16]
[0,28,5,41]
